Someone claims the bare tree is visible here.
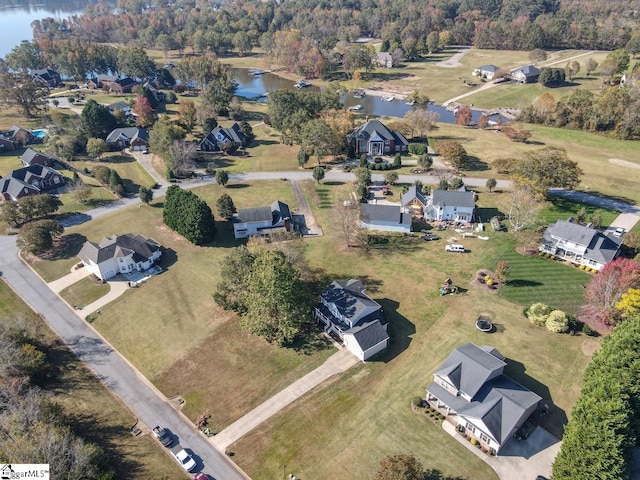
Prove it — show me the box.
[332,195,363,248]
[506,185,540,232]
[169,140,196,175]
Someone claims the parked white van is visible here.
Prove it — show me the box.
[445,244,465,252]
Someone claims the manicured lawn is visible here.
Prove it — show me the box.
[537,197,619,228]
[0,282,186,479]
[495,246,592,315]
[59,276,110,309]
[228,181,592,480]
[69,152,157,193]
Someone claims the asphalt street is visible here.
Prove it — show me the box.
[0,235,249,480]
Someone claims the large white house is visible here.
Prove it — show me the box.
[233,200,291,239]
[539,220,622,271]
[315,279,390,361]
[426,343,541,454]
[78,234,162,281]
[420,189,475,223]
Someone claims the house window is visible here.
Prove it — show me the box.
[465,422,475,434]
[480,433,489,443]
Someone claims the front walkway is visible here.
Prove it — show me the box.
[210,348,359,450]
[442,421,560,480]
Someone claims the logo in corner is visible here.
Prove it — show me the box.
[0,464,15,480]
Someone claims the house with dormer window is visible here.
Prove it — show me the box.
[347,120,408,156]
[315,279,390,361]
[426,343,541,454]
[422,188,475,223]
[198,123,245,151]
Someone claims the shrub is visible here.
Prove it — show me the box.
[546,310,570,333]
[411,396,423,407]
[579,265,586,270]
[539,252,545,257]
[551,255,556,260]
[470,437,478,446]
[409,143,427,155]
[582,323,595,336]
[527,302,553,326]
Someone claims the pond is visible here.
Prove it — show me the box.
[230,68,507,123]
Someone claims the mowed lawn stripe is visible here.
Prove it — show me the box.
[498,249,591,314]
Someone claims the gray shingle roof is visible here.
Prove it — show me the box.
[360,203,412,225]
[236,206,272,223]
[271,200,290,223]
[512,64,540,77]
[107,101,130,112]
[431,189,475,209]
[348,320,389,352]
[20,148,51,166]
[476,64,499,72]
[106,127,149,144]
[78,234,161,265]
[347,120,409,147]
[401,185,428,206]
[321,279,387,327]
[200,123,245,149]
[542,220,621,265]
[427,343,541,446]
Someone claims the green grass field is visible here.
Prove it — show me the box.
[59,276,110,309]
[0,282,186,479]
[537,197,618,228]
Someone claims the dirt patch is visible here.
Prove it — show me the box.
[470,269,500,294]
[581,338,600,357]
[609,158,640,170]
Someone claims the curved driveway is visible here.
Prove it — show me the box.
[0,236,249,480]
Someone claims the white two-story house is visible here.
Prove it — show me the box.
[233,200,291,239]
[539,220,622,271]
[422,189,475,223]
[315,279,390,361]
[78,234,162,281]
[426,343,541,454]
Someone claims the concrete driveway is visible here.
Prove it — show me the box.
[47,266,91,293]
[443,421,560,480]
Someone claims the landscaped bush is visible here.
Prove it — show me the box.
[526,302,553,326]
[582,323,595,336]
[409,143,427,155]
[411,396,423,407]
[546,310,570,333]
[470,437,478,446]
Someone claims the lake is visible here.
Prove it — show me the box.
[231,68,506,124]
[0,0,99,58]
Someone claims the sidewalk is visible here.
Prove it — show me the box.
[211,348,359,450]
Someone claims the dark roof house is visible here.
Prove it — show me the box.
[198,123,245,151]
[347,120,409,156]
[315,279,390,361]
[20,148,54,167]
[78,233,162,281]
[539,219,622,271]
[511,65,540,83]
[233,200,291,239]
[373,52,396,68]
[32,68,62,87]
[360,203,412,233]
[426,343,541,454]
[0,164,65,201]
[106,127,149,151]
[402,185,429,215]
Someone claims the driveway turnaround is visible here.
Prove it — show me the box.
[211,348,359,450]
[442,421,559,480]
[0,236,249,480]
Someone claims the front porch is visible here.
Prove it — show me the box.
[314,306,345,342]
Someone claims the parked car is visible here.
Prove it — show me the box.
[152,426,172,447]
[193,473,208,480]
[613,227,625,237]
[411,168,426,174]
[171,445,197,472]
[421,233,441,241]
[445,244,465,252]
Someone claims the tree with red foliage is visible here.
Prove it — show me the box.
[455,105,472,126]
[583,258,640,325]
[133,95,155,127]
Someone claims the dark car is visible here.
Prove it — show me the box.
[421,233,441,241]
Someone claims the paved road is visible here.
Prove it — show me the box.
[548,188,640,214]
[0,236,249,480]
[211,348,358,450]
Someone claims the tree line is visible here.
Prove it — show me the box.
[553,312,640,479]
[21,0,640,71]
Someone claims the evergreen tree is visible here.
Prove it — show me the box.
[163,185,216,245]
[216,193,235,220]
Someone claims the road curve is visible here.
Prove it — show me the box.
[0,236,249,480]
